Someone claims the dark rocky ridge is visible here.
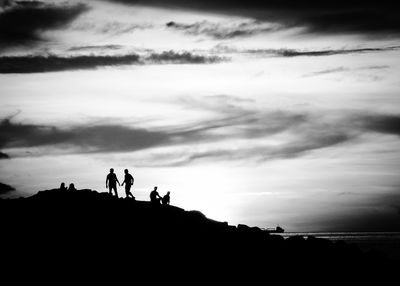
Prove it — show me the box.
[0,188,396,281]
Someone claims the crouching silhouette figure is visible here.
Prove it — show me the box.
[162,191,170,206]
[150,186,162,205]
[68,183,77,191]
[59,182,67,191]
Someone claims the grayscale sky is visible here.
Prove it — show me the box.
[1,0,400,231]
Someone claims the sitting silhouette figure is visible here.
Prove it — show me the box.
[68,183,76,191]
[150,186,162,205]
[59,182,67,191]
[121,169,135,199]
[106,168,120,198]
[162,191,170,206]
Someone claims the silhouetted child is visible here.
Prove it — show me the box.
[106,168,120,198]
[162,191,170,206]
[121,169,135,199]
[68,183,76,191]
[59,182,67,191]
[150,186,162,205]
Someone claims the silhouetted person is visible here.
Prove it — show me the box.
[59,182,67,191]
[150,186,162,205]
[121,169,134,199]
[68,183,76,191]
[162,191,170,206]
[106,168,120,198]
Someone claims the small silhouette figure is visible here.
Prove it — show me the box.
[59,182,67,191]
[68,183,76,191]
[106,168,120,198]
[162,191,170,206]
[150,186,162,205]
[121,169,135,199]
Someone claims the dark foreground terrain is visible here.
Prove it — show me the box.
[0,188,397,281]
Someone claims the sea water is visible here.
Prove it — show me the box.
[274,232,400,260]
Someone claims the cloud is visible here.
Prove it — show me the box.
[357,113,400,136]
[302,65,390,77]
[106,0,400,37]
[0,51,224,73]
[71,20,153,35]
[67,45,125,52]
[2,97,400,165]
[166,20,281,39]
[214,45,400,57]
[0,54,141,73]
[0,0,89,50]
[0,151,9,159]
[145,50,224,64]
[0,182,15,195]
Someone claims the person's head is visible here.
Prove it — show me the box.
[69,183,75,189]
[154,186,158,191]
[124,169,128,174]
[167,191,170,195]
[110,168,114,173]
[60,182,65,188]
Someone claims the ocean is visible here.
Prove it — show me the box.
[273,232,400,260]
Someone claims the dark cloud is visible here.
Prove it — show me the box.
[106,0,400,37]
[0,54,141,73]
[357,114,400,136]
[0,51,224,73]
[0,117,171,152]
[0,0,89,50]
[0,151,9,159]
[145,50,223,64]
[0,182,15,195]
[166,20,280,39]
[214,45,400,57]
[273,46,400,57]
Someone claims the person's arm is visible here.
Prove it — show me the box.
[131,177,134,185]
[106,175,108,188]
[121,178,125,186]
[116,177,121,186]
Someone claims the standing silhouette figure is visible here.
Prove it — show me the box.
[121,169,135,199]
[106,168,120,198]
[162,191,170,206]
[150,186,162,205]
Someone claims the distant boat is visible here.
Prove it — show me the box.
[263,226,285,233]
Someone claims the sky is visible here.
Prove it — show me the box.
[1,0,400,231]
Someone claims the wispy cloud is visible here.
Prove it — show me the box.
[0,51,225,73]
[67,44,125,52]
[213,44,400,58]
[71,20,153,35]
[166,20,281,39]
[302,65,390,77]
[0,0,89,50]
[2,96,400,165]
[106,0,400,37]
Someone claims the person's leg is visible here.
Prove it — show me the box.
[112,186,118,198]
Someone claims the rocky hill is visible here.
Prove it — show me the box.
[0,188,395,281]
